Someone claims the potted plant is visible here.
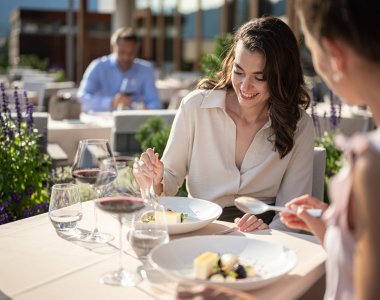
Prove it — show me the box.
[0,83,51,224]
[200,33,233,78]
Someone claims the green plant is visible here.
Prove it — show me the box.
[51,69,66,82]
[135,116,187,197]
[19,54,49,71]
[50,165,95,201]
[315,131,343,203]
[50,165,74,184]
[0,83,52,224]
[135,116,171,157]
[200,33,233,78]
[310,86,344,203]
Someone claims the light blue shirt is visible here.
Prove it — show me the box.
[78,54,162,112]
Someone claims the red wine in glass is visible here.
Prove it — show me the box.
[72,169,117,186]
[96,196,145,215]
[121,92,135,97]
[71,139,117,243]
[120,78,136,97]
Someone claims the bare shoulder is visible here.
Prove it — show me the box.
[353,146,380,229]
[355,147,380,192]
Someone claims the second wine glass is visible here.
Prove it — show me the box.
[95,157,147,287]
[71,139,117,243]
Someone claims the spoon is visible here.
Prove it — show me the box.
[234,196,322,217]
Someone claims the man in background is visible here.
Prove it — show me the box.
[78,27,162,113]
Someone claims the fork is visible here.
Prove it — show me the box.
[148,169,158,203]
[148,148,158,203]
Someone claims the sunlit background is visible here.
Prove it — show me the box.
[0,0,296,83]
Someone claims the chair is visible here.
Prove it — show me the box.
[112,110,177,156]
[312,147,327,200]
[33,112,49,135]
[44,81,76,113]
[48,88,81,120]
[23,79,52,112]
[33,112,68,165]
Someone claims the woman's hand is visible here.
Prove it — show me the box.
[280,194,328,243]
[234,214,269,232]
[133,148,164,195]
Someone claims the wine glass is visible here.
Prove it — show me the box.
[95,158,147,287]
[120,78,137,97]
[71,139,117,243]
[119,78,143,109]
[48,183,82,237]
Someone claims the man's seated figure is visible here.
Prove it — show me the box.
[78,27,162,113]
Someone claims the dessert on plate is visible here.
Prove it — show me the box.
[193,252,256,282]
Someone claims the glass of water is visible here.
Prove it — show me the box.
[129,202,169,260]
[49,183,82,236]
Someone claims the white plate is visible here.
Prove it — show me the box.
[157,196,222,235]
[149,235,297,291]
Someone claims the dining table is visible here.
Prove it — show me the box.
[0,200,326,300]
[47,113,114,165]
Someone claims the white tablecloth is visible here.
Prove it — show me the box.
[0,201,326,300]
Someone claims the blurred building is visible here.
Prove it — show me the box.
[8,8,111,82]
[128,0,291,73]
[7,0,295,83]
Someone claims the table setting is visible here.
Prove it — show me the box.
[0,200,326,300]
[0,138,327,300]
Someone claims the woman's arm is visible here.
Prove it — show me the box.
[280,194,328,243]
[160,94,194,195]
[352,148,380,299]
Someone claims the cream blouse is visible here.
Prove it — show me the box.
[161,89,314,229]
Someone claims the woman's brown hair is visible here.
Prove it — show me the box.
[198,17,310,158]
[296,0,380,65]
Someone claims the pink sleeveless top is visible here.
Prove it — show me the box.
[323,129,380,300]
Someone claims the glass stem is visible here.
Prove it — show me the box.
[93,187,102,236]
[92,205,99,235]
[119,216,125,272]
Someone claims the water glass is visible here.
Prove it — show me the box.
[49,183,82,235]
[129,202,169,260]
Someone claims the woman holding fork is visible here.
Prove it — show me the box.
[133,16,314,232]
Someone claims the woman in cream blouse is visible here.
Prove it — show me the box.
[134,17,314,231]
